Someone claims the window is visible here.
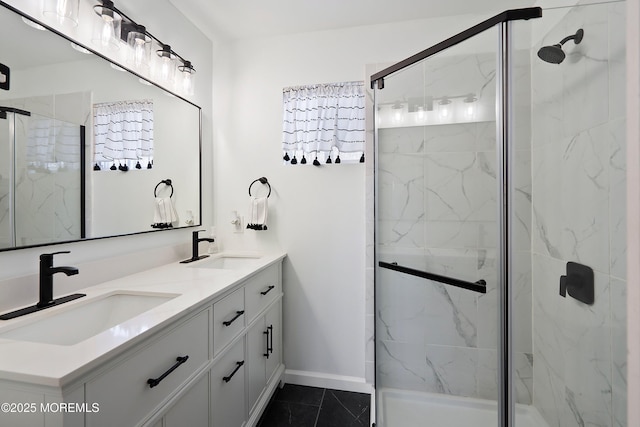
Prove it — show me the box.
[282,81,365,165]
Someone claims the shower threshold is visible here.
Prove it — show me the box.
[376,388,550,427]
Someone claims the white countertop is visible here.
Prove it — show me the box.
[0,251,286,388]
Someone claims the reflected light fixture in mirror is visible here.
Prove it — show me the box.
[438,97,452,121]
[22,17,46,31]
[92,0,122,51]
[43,0,79,27]
[178,60,196,96]
[463,94,477,120]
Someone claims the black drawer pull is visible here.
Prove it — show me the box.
[223,361,244,383]
[267,325,274,355]
[223,310,245,326]
[260,285,275,296]
[147,355,189,388]
[263,327,270,358]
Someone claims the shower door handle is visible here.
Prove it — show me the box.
[378,261,487,294]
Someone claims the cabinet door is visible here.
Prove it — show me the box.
[211,339,246,427]
[265,301,281,383]
[247,318,267,414]
[165,373,209,427]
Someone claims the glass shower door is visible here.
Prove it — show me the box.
[374,26,506,427]
[0,110,13,248]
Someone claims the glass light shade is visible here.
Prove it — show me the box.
[463,94,477,120]
[43,0,79,27]
[153,44,177,86]
[438,98,452,121]
[178,61,196,96]
[127,25,151,71]
[92,1,122,51]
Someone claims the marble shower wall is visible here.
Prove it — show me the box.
[530,2,626,427]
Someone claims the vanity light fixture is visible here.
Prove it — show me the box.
[43,0,79,27]
[155,44,176,85]
[92,0,122,51]
[127,24,151,70]
[178,60,196,96]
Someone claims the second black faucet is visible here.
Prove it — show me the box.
[180,230,215,264]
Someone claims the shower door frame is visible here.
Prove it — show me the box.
[370,7,542,427]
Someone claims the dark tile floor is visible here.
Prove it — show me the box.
[257,384,371,427]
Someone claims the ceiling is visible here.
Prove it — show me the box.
[169,0,537,41]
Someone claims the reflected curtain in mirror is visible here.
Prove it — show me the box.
[93,100,154,171]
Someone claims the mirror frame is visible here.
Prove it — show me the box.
[0,1,202,252]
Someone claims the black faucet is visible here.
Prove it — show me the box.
[0,251,85,320]
[38,251,79,308]
[180,230,215,263]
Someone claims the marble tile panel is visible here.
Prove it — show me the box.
[476,349,533,405]
[609,118,626,280]
[422,123,477,153]
[378,152,425,222]
[608,2,626,121]
[378,126,425,154]
[423,344,477,397]
[376,340,429,391]
[377,219,424,249]
[610,277,627,427]
[561,4,609,137]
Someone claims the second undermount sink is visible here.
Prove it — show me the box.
[189,254,262,270]
[0,292,179,346]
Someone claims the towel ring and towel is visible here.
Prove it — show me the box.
[152,179,177,229]
[247,177,271,230]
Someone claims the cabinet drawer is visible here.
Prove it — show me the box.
[245,265,280,322]
[211,339,246,427]
[86,309,210,427]
[213,287,245,355]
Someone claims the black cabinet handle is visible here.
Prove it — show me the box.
[147,355,189,388]
[223,310,245,326]
[223,361,244,383]
[260,285,275,296]
[267,325,274,355]
[263,329,270,358]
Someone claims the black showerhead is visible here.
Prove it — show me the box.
[537,28,584,64]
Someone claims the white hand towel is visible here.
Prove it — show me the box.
[247,196,268,230]
[153,197,177,227]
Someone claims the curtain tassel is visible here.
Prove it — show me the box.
[110,163,117,171]
[326,156,332,164]
[135,161,142,169]
[147,160,153,169]
[291,156,298,165]
[301,155,307,164]
[313,156,320,166]
[283,152,290,161]
[335,155,341,164]
[119,163,129,171]
[359,153,365,163]
[93,163,101,171]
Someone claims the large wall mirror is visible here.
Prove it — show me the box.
[0,2,201,251]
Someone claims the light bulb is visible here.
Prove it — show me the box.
[178,61,196,95]
[463,94,477,121]
[416,106,425,122]
[100,15,115,47]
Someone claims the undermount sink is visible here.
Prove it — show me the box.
[189,255,262,270]
[0,292,178,346]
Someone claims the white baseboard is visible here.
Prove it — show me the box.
[284,369,373,394]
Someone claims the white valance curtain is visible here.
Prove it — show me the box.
[93,100,154,171]
[26,118,81,172]
[282,81,365,165]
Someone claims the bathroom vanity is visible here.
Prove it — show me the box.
[0,251,286,427]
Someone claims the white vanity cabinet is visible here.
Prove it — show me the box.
[0,256,285,427]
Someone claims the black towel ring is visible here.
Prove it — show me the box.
[248,177,271,198]
[154,179,174,198]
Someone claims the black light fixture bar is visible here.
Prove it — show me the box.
[96,0,194,70]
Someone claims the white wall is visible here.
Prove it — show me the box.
[214,12,503,387]
[0,0,214,300]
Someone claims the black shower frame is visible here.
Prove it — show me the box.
[370,7,542,427]
[370,7,541,89]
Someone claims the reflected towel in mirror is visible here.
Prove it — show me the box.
[153,197,177,228]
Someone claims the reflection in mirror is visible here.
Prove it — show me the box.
[0,2,201,251]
